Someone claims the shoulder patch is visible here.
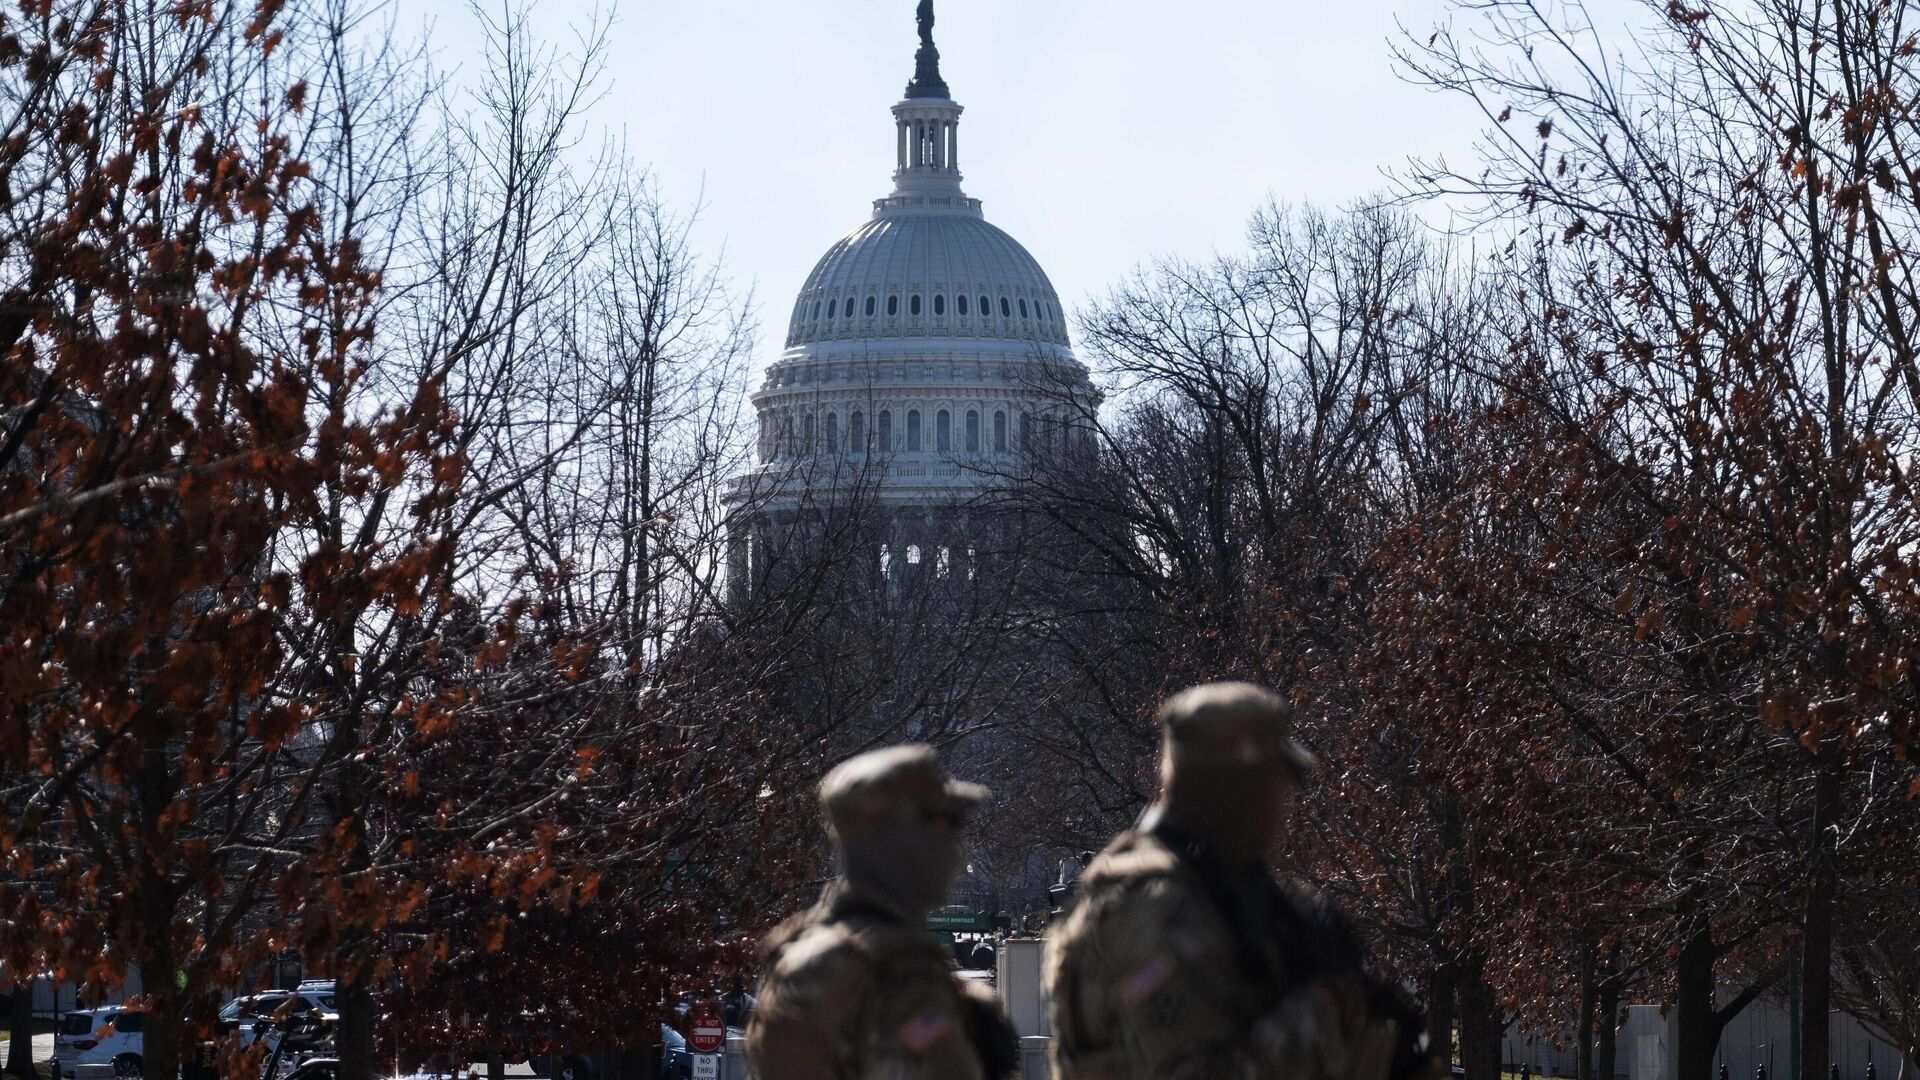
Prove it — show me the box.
[1145,987,1185,1029]
[897,1009,955,1053]
[1120,954,1176,1007]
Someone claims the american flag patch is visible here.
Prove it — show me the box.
[898,1009,954,1053]
[1121,956,1176,1007]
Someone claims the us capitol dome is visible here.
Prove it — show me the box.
[728,0,1099,597]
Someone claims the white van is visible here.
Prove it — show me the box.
[51,1006,144,1078]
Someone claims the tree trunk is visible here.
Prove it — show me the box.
[1579,945,1598,1080]
[335,794,377,1080]
[487,1054,505,1080]
[315,634,393,1080]
[337,971,376,1080]
[605,1050,656,1080]
[1429,962,1459,1071]
[8,982,35,1080]
[1801,765,1841,1080]
[1460,962,1503,1080]
[1597,978,1622,1080]
[138,744,182,1080]
[1675,922,1719,1080]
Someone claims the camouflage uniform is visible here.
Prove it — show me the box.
[1045,827,1385,1080]
[749,884,994,1080]
[747,745,1012,1080]
[1045,683,1418,1080]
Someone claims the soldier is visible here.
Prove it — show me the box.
[748,745,1018,1080]
[1045,682,1429,1080]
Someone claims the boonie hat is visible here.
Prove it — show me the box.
[820,744,990,839]
[1158,682,1316,777]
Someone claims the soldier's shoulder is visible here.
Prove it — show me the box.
[762,915,876,999]
[1079,830,1195,896]
[1279,878,1347,928]
[1058,832,1214,950]
[766,908,948,991]
[1277,878,1366,969]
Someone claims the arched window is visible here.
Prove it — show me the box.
[826,413,839,453]
[910,295,922,316]
[958,295,969,316]
[846,296,857,319]
[887,295,899,316]
[936,409,952,452]
[980,295,992,316]
[880,543,893,579]
[936,547,951,579]
[803,413,815,452]
[907,544,923,566]
[866,296,877,317]
[906,409,922,451]
[993,410,1007,452]
[965,409,980,452]
[933,294,945,315]
[1019,412,1030,450]
[850,410,866,449]
[813,301,822,319]
[827,299,837,319]
[1001,297,1012,317]
[1019,299,1029,318]
[877,410,892,449]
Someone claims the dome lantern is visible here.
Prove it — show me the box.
[890,1,965,204]
[890,97,965,201]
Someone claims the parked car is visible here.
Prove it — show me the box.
[528,1051,597,1080]
[659,1025,691,1080]
[52,1006,144,1079]
[530,1029,689,1080]
[283,1060,338,1080]
[258,1009,338,1079]
[217,989,338,1048]
[292,981,337,1004]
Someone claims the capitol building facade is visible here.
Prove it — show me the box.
[728,3,1098,599]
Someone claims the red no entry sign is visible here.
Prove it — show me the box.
[689,1004,725,1055]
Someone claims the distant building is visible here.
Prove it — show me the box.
[727,1,1099,601]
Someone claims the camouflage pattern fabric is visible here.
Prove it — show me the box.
[1045,828,1386,1080]
[748,884,989,1080]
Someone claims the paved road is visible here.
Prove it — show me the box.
[0,1032,54,1074]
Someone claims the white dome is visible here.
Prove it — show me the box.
[786,212,1071,349]
[727,2,1099,519]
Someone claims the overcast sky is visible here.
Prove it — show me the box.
[399,0,1647,366]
